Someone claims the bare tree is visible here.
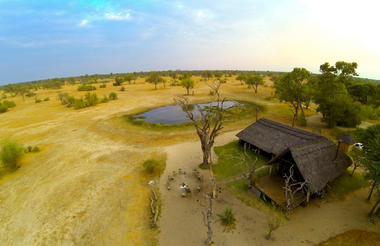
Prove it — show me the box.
[206,79,223,101]
[175,85,226,244]
[175,97,224,165]
[283,165,309,216]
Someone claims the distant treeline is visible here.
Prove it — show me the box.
[0,70,283,91]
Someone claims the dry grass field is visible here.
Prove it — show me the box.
[0,76,378,245]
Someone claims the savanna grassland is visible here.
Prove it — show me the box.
[0,75,379,246]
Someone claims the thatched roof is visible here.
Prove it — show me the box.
[288,138,351,193]
[236,118,321,155]
[237,118,352,193]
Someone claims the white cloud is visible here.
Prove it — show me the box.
[105,12,131,21]
[78,19,89,27]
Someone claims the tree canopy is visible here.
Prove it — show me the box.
[313,61,363,127]
[245,74,264,94]
[274,68,311,126]
[146,72,165,90]
[180,77,195,95]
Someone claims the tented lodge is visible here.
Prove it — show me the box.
[236,118,353,209]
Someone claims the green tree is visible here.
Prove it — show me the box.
[236,74,246,85]
[245,74,264,94]
[202,70,213,81]
[355,124,380,201]
[313,61,360,128]
[146,72,164,90]
[67,77,76,85]
[347,82,376,104]
[274,68,311,126]
[124,74,134,85]
[0,139,24,169]
[170,72,178,84]
[214,71,223,79]
[114,77,124,86]
[180,77,195,95]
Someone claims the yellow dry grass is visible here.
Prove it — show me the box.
[0,75,316,245]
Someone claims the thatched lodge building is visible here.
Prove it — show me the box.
[236,118,352,209]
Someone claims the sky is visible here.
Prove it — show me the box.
[1,0,380,84]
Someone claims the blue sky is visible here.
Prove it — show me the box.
[1,0,380,84]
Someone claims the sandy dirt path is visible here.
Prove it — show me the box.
[159,131,380,246]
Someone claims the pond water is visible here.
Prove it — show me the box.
[133,101,239,124]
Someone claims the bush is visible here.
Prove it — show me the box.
[0,100,16,113]
[32,146,40,152]
[25,146,40,153]
[35,98,42,103]
[25,146,33,153]
[100,84,106,88]
[143,159,164,176]
[58,93,70,105]
[0,140,24,169]
[100,96,110,103]
[217,208,236,227]
[44,97,50,101]
[2,100,16,108]
[84,92,98,106]
[120,86,125,91]
[73,99,86,109]
[25,92,36,97]
[0,104,8,113]
[77,84,96,91]
[109,92,118,100]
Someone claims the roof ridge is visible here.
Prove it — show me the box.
[258,118,319,140]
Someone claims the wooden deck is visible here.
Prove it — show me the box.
[254,175,305,209]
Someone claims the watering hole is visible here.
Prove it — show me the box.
[133,101,239,124]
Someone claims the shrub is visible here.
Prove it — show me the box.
[2,100,16,108]
[0,100,16,113]
[217,208,236,227]
[120,86,125,91]
[73,99,86,109]
[0,104,8,113]
[109,92,118,100]
[84,92,98,106]
[77,84,96,91]
[25,92,36,97]
[58,93,70,105]
[100,96,109,103]
[25,146,33,153]
[25,146,40,153]
[143,159,164,176]
[35,98,42,103]
[67,96,76,107]
[32,146,40,152]
[44,97,50,101]
[100,84,106,88]
[0,140,24,169]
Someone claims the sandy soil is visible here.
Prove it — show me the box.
[159,132,380,246]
